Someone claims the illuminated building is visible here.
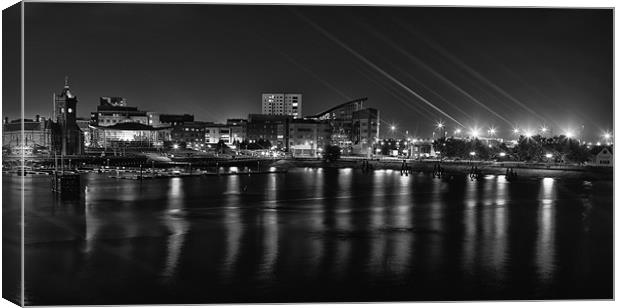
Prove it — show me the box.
[307,97,380,155]
[54,80,83,155]
[90,97,148,127]
[288,119,331,157]
[2,117,55,155]
[261,93,302,118]
[89,122,171,150]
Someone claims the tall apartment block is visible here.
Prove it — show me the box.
[261,93,302,119]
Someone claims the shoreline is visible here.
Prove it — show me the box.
[273,159,613,181]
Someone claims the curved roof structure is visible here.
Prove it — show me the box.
[307,97,367,119]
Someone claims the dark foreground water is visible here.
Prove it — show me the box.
[3,167,613,304]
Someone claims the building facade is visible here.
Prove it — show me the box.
[89,122,171,150]
[147,113,195,127]
[54,82,83,155]
[2,118,55,155]
[308,98,379,155]
[288,119,331,157]
[170,121,210,150]
[90,97,148,127]
[261,93,302,118]
[246,114,292,149]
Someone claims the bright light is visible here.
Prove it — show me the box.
[499,152,506,157]
[469,151,476,156]
[524,131,533,138]
[596,142,601,146]
[469,128,480,138]
[603,132,611,139]
[541,126,548,133]
[454,129,461,134]
[545,153,553,159]
[488,128,496,135]
[173,144,179,149]
[513,128,520,134]
[565,131,574,138]
[436,122,444,129]
[391,125,395,131]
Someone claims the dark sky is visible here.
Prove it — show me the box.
[14,3,613,140]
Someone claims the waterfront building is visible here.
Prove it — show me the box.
[351,108,380,155]
[307,97,380,155]
[205,123,233,146]
[54,81,83,155]
[2,117,55,155]
[90,97,148,127]
[288,119,331,157]
[261,93,302,118]
[171,121,211,150]
[89,122,171,151]
[226,119,248,145]
[246,114,292,150]
[593,148,613,166]
[147,112,195,127]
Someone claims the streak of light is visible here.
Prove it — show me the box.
[401,24,548,124]
[293,9,465,127]
[361,22,513,127]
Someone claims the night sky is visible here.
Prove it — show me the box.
[11,3,613,140]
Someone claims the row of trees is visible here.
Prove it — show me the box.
[433,135,606,164]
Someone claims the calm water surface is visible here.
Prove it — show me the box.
[4,167,613,304]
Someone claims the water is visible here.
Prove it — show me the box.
[3,167,613,304]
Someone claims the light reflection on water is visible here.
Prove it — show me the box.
[15,167,613,304]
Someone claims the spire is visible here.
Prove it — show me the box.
[64,76,69,89]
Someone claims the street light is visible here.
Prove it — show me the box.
[540,126,548,134]
[469,151,476,164]
[470,128,480,139]
[513,128,520,135]
[545,153,553,165]
[564,131,574,138]
[488,127,496,137]
[499,152,506,157]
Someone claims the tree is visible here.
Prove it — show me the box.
[514,136,543,162]
[324,145,341,162]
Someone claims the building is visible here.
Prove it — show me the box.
[351,108,380,155]
[54,81,83,155]
[307,97,379,155]
[288,119,331,157]
[2,117,55,155]
[246,114,292,149]
[261,93,302,118]
[226,119,248,144]
[90,97,148,127]
[204,124,233,145]
[170,121,211,150]
[147,113,194,127]
[89,122,171,151]
[593,148,613,166]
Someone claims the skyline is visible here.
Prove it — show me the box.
[4,3,613,140]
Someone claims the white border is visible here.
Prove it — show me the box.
[0,1,616,308]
